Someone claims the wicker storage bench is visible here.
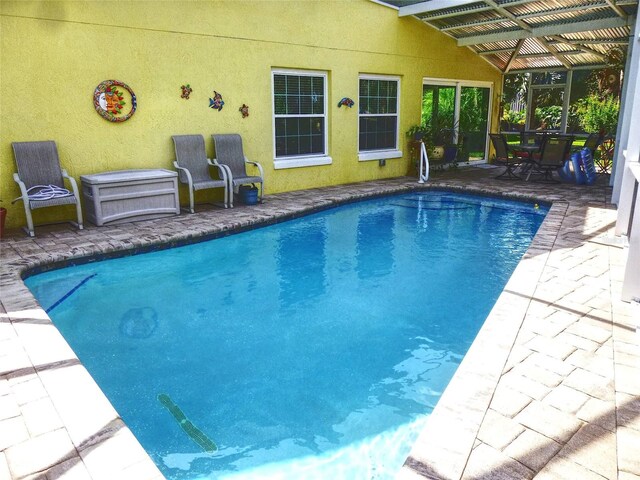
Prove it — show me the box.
[81,169,180,226]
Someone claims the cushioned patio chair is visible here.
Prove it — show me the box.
[172,134,230,213]
[212,134,264,207]
[12,141,83,237]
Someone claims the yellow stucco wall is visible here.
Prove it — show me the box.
[0,0,501,230]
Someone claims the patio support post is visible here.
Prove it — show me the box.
[561,70,573,133]
[620,161,640,302]
[525,75,533,131]
[613,17,640,303]
[612,15,640,203]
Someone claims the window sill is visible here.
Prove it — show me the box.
[358,150,403,162]
[273,156,333,170]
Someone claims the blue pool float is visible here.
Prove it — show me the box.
[559,148,596,185]
[579,147,597,185]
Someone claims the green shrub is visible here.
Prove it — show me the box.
[577,94,620,134]
[501,106,525,125]
[534,105,562,129]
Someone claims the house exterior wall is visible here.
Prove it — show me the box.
[0,0,501,229]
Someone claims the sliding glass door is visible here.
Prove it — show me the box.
[422,79,492,162]
[422,84,456,138]
[460,86,490,161]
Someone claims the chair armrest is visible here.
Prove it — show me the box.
[211,158,233,183]
[173,161,194,187]
[12,173,29,204]
[244,156,264,179]
[207,159,230,183]
[61,169,82,198]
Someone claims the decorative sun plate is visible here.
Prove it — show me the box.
[93,80,137,122]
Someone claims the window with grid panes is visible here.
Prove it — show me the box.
[359,76,399,152]
[273,71,327,159]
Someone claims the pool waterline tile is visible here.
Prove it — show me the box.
[0,169,634,479]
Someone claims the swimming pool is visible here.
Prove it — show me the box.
[25,191,547,479]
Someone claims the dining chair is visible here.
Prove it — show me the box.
[490,134,522,179]
[527,135,574,182]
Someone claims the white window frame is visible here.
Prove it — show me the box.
[272,68,332,170]
[358,74,402,162]
[525,71,571,132]
[422,77,493,162]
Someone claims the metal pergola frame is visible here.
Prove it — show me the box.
[390,0,636,73]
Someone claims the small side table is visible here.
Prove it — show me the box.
[81,169,180,226]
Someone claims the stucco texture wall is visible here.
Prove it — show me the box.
[0,0,501,230]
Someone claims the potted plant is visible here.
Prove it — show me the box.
[437,128,459,164]
[406,123,444,163]
[406,124,430,142]
[406,125,428,171]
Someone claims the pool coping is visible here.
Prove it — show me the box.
[0,171,632,479]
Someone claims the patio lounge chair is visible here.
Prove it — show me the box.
[11,141,84,237]
[172,134,230,213]
[490,133,523,179]
[212,134,264,207]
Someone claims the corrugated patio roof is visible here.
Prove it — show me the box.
[375,0,638,72]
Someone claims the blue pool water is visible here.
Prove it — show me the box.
[26,191,547,480]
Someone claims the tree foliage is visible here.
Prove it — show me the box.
[502,73,528,105]
[574,94,620,134]
[534,105,563,130]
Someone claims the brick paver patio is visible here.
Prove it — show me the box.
[0,166,638,479]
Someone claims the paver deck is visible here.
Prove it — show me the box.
[0,166,638,480]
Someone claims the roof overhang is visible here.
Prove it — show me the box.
[376,0,638,72]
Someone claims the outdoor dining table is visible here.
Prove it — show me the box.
[507,143,541,180]
[509,143,540,155]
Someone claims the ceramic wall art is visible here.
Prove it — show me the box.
[239,104,249,118]
[209,91,224,111]
[181,84,193,99]
[337,97,354,108]
[93,80,137,122]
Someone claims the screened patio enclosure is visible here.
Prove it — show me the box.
[376,0,640,301]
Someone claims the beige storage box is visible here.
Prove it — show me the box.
[81,169,180,226]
